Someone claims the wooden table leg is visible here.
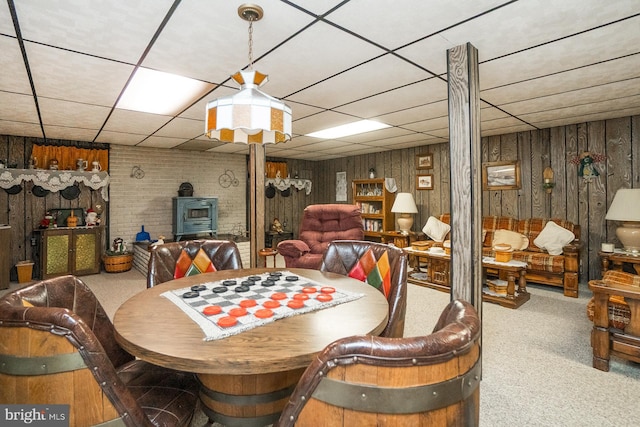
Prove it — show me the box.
[198,368,306,427]
[517,269,527,294]
[591,292,611,371]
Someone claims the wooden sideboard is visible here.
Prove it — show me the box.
[33,226,103,279]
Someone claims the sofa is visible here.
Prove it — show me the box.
[423,213,581,297]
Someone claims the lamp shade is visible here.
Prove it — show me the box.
[205,70,292,144]
[605,189,640,221]
[391,193,418,235]
[391,193,418,213]
[605,188,640,252]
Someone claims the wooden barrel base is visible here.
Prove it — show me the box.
[198,367,305,427]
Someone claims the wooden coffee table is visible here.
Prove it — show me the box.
[404,248,530,309]
[113,268,388,427]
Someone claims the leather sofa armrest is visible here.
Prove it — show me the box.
[277,240,310,258]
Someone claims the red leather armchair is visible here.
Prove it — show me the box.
[275,299,481,427]
[320,240,408,337]
[277,204,364,269]
[0,275,199,427]
[147,239,242,288]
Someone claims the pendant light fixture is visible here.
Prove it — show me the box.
[205,4,292,144]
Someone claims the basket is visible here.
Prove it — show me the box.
[493,243,513,262]
[103,253,133,273]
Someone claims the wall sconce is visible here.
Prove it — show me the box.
[543,167,555,193]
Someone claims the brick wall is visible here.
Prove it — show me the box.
[108,145,246,248]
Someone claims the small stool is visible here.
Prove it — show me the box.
[259,248,278,268]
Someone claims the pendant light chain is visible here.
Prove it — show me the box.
[247,19,254,70]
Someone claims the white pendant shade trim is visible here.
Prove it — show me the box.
[205,70,292,144]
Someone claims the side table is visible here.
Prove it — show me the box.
[380,231,418,248]
[600,250,640,275]
[259,248,278,268]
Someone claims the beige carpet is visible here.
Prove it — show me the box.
[3,268,640,426]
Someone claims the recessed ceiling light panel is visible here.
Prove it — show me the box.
[117,67,211,115]
[306,120,391,139]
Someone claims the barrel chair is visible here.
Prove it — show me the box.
[0,275,199,427]
[147,239,242,288]
[275,299,481,427]
[277,204,364,270]
[320,240,408,338]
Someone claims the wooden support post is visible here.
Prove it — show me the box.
[447,43,483,316]
[249,144,266,268]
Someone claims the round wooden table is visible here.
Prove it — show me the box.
[113,268,389,427]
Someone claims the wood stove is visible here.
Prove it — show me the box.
[172,197,218,241]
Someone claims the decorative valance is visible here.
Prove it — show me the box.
[31,144,108,171]
[265,177,312,195]
[0,169,110,200]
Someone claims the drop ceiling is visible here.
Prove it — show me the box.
[1,0,639,161]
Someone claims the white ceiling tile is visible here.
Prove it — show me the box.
[376,100,449,126]
[482,54,640,106]
[0,92,38,122]
[288,54,432,108]
[141,0,315,83]
[94,131,146,146]
[403,117,450,133]
[154,117,204,139]
[137,136,188,149]
[0,1,15,35]
[25,43,134,106]
[0,120,43,139]
[250,20,387,98]
[0,38,32,93]
[520,95,640,126]
[327,0,508,51]
[478,17,640,90]
[102,109,172,134]
[38,98,110,129]
[334,78,448,119]
[13,0,176,63]
[42,125,102,143]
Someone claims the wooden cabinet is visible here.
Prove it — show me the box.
[353,179,395,240]
[34,227,103,279]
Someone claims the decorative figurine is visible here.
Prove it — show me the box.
[85,208,99,226]
[271,218,284,234]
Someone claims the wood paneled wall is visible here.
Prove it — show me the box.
[307,115,639,283]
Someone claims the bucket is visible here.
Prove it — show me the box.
[16,261,34,283]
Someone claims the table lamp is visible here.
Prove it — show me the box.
[391,193,418,235]
[605,188,640,253]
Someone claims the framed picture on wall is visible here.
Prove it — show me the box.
[416,174,434,190]
[482,161,521,190]
[336,171,347,201]
[415,153,433,170]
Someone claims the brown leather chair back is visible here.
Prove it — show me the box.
[320,240,407,338]
[0,275,199,427]
[147,239,242,288]
[277,204,364,269]
[276,299,481,427]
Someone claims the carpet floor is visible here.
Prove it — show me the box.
[3,267,639,426]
